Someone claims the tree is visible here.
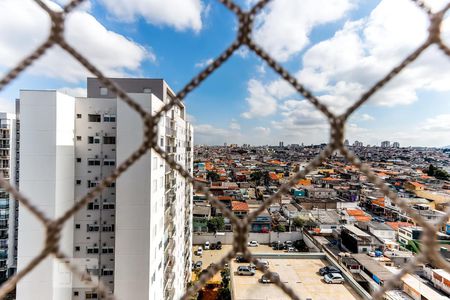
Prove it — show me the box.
[262,171,271,186]
[292,217,305,228]
[427,164,449,180]
[218,269,231,300]
[293,240,308,252]
[250,171,262,185]
[276,224,286,232]
[207,217,225,232]
[207,171,220,182]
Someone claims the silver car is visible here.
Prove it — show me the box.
[237,266,256,276]
[324,273,345,284]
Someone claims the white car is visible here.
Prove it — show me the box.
[324,273,345,284]
[204,241,210,250]
[197,247,203,256]
[248,241,259,247]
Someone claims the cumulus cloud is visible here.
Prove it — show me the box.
[241,79,278,119]
[252,0,355,62]
[58,87,87,97]
[0,0,151,83]
[195,123,243,145]
[0,97,15,113]
[253,126,271,136]
[98,0,205,32]
[229,119,241,130]
[297,0,450,111]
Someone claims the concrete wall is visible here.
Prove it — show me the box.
[17,91,75,300]
[193,231,303,245]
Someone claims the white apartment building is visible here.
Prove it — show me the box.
[0,112,18,284]
[16,78,193,300]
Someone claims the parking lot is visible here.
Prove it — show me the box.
[192,244,362,300]
[230,258,363,300]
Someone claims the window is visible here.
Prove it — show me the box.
[102,269,114,276]
[87,202,99,210]
[103,159,115,166]
[76,158,81,163]
[76,136,82,141]
[102,224,115,232]
[160,136,164,147]
[85,292,98,299]
[75,224,80,229]
[103,114,116,122]
[102,247,114,254]
[74,291,79,296]
[87,247,99,254]
[103,136,116,144]
[76,180,81,185]
[87,159,101,166]
[88,114,101,122]
[88,136,101,144]
[87,224,99,232]
[153,157,157,170]
[100,87,108,96]
[87,181,98,188]
[103,203,115,210]
[75,246,80,251]
[76,114,82,119]
[143,88,152,93]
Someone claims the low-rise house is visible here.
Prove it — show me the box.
[231,201,249,219]
[341,225,382,253]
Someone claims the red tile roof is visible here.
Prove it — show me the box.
[231,201,249,211]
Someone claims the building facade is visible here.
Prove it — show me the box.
[16,78,193,300]
[0,113,18,283]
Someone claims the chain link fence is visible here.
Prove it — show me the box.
[0,0,450,299]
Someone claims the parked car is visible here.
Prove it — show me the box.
[324,273,345,284]
[194,261,203,270]
[287,247,296,252]
[256,259,269,270]
[210,243,217,250]
[273,242,284,250]
[319,266,341,276]
[237,266,256,276]
[271,241,281,248]
[260,272,280,283]
[284,241,293,247]
[235,255,250,263]
[204,241,210,250]
[373,216,385,223]
[248,240,259,247]
[197,247,203,256]
[216,241,222,250]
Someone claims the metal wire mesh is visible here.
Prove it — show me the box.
[0,0,449,299]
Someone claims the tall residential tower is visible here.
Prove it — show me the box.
[17,78,193,300]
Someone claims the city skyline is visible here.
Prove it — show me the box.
[0,0,450,147]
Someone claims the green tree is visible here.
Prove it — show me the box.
[207,217,225,233]
[207,171,220,182]
[427,164,449,180]
[262,171,271,186]
[276,224,286,232]
[250,171,262,185]
[218,269,231,300]
[292,217,305,228]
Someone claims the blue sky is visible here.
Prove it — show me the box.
[1,0,450,147]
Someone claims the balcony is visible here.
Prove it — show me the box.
[164,287,175,300]
[165,238,175,254]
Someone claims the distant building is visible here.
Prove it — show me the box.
[279,141,284,147]
[392,142,400,148]
[344,139,350,146]
[353,141,363,147]
[381,141,391,148]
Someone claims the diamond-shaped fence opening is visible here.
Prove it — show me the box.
[0,0,450,299]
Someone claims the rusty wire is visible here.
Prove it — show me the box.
[0,0,449,299]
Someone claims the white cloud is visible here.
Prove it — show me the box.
[236,47,250,59]
[419,114,450,132]
[241,79,277,119]
[98,0,204,32]
[297,0,450,111]
[194,58,214,68]
[253,126,271,136]
[229,119,241,130]
[0,0,151,83]
[58,87,87,97]
[0,97,15,113]
[195,123,243,145]
[252,0,355,62]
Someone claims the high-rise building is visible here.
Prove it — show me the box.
[381,141,391,148]
[279,141,284,147]
[16,78,193,300]
[392,142,400,148]
[344,139,350,146]
[353,140,363,147]
[0,112,18,283]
